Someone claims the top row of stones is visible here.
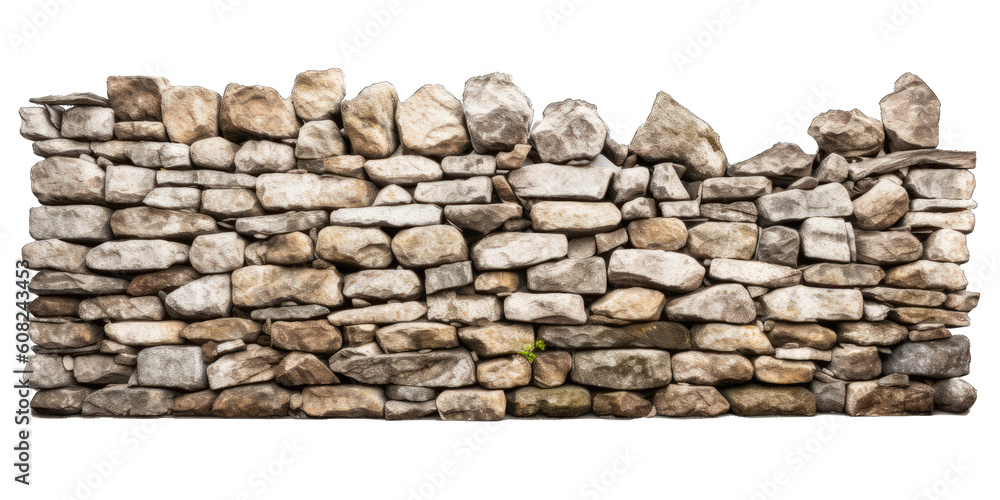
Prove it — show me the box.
[24,71,942,179]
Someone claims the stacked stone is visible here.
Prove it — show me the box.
[21,71,977,419]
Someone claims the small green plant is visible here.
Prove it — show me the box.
[517,339,547,363]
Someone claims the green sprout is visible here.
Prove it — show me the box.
[517,340,547,363]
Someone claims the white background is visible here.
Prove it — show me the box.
[2,0,998,499]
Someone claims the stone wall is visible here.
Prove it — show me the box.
[20,71,978,419]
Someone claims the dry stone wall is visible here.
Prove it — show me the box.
[20,70,978,419]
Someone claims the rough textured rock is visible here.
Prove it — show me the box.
[808,108,884,158]
[506,163,613,200]
[507,385,592,417]
[607,249,705,292]
[729,143,814,179]
[396,84,470,156]
[883,336,971,378]
[879,73,940,151]
[472,232,568,270]
[530,99,607,164]
[463,73,532,154]
[630,92,727,180]
[342,82,399,159]
[671,351,753,385]
[570,349,672,390]
[666,284,756,324]
[720,384,816,416]
[436,388,506,421]
[162,86,221,144]
[654,385,730,417]
[292,68,346,121]
[231,266,343,308]
[219,83,299,142]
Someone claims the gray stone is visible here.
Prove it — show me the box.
[375,322,459,353]
[828,344,882,381]
[274,352,338,386]
[343,270,423,301]
[504,292,587,325]
[315,226,392,268]
[665,284,756,324]
[201,189,265,219]
[472,232,568,270]
[137,346,208,391]
[19,106,61,140]
[477,356,532,390]
[385,385,437,402]
[31,386,93,415]
[22,239,91,273]
[188,232,246,274]
[327,302,427,326]
[813,153,850,183]
[507,163,613,200]
[756,183,853,224]
[27,354,75,389]
[295,120,347,159]
[257,173,377,210]
[29,205,113,242]
[73,355,133,385]
[424,261,474,295]
[85,240,190,272]
[590,288,665,322]
[799,217,851,263]
[413,177,492,204]
[571,349,672,390]
[883,336,970,378]
[372,184,413,206]
[78,295,164,321]
[701,176,772,202]
[629,91,727,180]
[530,99,607,164]
[104,165,156,204]
[649,163,689,201]
[808,108,884,158]
[760,286,864,322]
[463,73,532,154]
[61,106,114,141]
[883,260,967,290]
[441,153,496,178]
[607,249,705,292]
[30,157,105,204]
[903,168,975,200]
[164,275,232,320]
[802,263,884,287]
[728,143,814,179]
[234,140,296,174]
[611,167,651,204]
[720,384,815,416]
[691,323,773,355]
[426,291,502,325]
[879,73,940,151]
[82,386,175,417]
[190,137,240,170]
[684,222,758,259]
[156,170,257,189]
[212,382,290,417]
[385,400,437,420]
[30,271,128,296]
[28,322,103,349]
[933,378,977,413]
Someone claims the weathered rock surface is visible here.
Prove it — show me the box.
[630,92,727,180]
[530,99,607,164]
[396,84,470,157]
[463,73,532,154]
[570,349,672,390]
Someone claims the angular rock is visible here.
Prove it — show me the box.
[883,336,970,378]
[22,239,90,273]
[107,76,168,121]
[385,385,437,402]
[828,344,882,381]
[753,356,815,384]
[161,86,221,144]
[342,82,399,159]
[691,323,773,355]
[30,157,105,205]
[424,261,474,295]
[127,266,201,296]
[649,163,689,201]
[879,73,940,151]
[477,356,532,389]
[291,68,346,121]
[31,386,93,415]
[755,225,800,267]
[396,84,470,156]
[206,345,283,390]
[60,106,114,141]
[30,271,127,296]
[295,120,347,158]
[684,222,758,260]
[78,295,164,322]
[799,217,851,263]
[180,317,261,345]
[593,391,653,418]
[472,232,568,270]
[853,179,909,230]
[590,288,665,322]
[275,352,338,386]
[329,347,476,387]
[883,260,967,291]
[164,274,232,320]
[301,385,384,418]
[83,386,175,417]
[708,258,801,288]
[269,320,341,354]
[611,167,650,204]
[728,143,814,179]
[630,91,727,180]
[457,322,535,357]
[923,229,969,264]
[171,390,218,416]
